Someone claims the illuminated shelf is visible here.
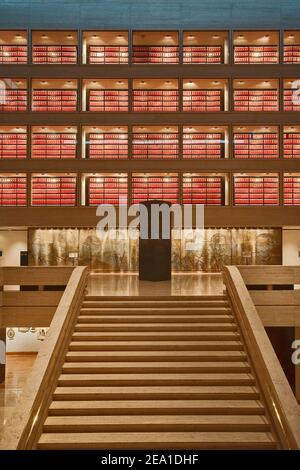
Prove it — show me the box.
[86,175,128,205]
[182,175,225,205]
[31,133,77,159]
[32,45,77,63]
[183,133,224,159]
[284,133,300,159]
[88,45,128,64]
[0,176,27,206]
[234,176,279,205]
[132,175,179,203]
[234,89,278,111]
[0,90,27,112]
[183,45,223,64]
[0,133,27,159]
[234,45,278,63]
[0,45,27,63]
[284,176,300,205]
[86,133,128,159]
[183,90,223,112]
[132,90,178,112]
[88,90,128,112]
[32,89,77,112]
[132,46,179,64]
[233,133,278,159]
[31,176,76,206]
[284,89,300,111]
[284,45,300,63]
[132,133,178,159]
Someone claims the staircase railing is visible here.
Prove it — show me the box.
[223,265,300,450]
[0,266,89,450]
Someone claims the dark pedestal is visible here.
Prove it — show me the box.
[138,200,172,282]
[0,328,6,384]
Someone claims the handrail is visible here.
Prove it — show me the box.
[0,266,89,450]
[223,266,300,450]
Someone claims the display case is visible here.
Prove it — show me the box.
[132,31,179,64]
[85,174,128,205]
[183,31,228,64]
[31,126,77,159]
[31,79,78,112]
[234,31,279,63]
[183,126,227,159]
[234,174,279,205]
[31,174,77,206]
[0,30,27,64]
[284,174,300,205]
[132,173,179,203]
[83,79,128,112]
[83,126,128,159]
[284,31,300,63]
[132,78,178,112]
[0,174,27,206]
[32,31,77,64]
[233,126,278,159]
[0,79,27,112]
[0,126,27,159]
[183,79,228,112]
[83,31,128,64]
[182,174,225,205]
[284,126,300,158]
[132,126,178,159]
[233,79,279,111]
[284,79,300,111]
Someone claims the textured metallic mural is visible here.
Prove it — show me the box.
[29,228,281,272]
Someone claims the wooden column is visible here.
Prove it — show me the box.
[0,268,5,382]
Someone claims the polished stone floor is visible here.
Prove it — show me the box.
[87,273,224,297]
[0,353,37,435]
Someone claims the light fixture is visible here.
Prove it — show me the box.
[117,34,124,38]
[212,35,220,39]
[140,80,146,84]
[40,81,47,85]
[264,34,270,38]
[92,35,99,39]
[117,81,124,85]
[238,81,245,85]
[15,34,22,38]
[92,80,97,84]
[41,34,48,39]
[238,35,244,39]
[212,81,220,85]
[187,35,195,40]
[67,35,73,39]
[288,34,295,39]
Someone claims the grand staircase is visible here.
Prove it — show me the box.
[37,294,278,450]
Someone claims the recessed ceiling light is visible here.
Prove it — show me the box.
[212,35,220,39]
[165,81,171,84]
[117,81,124,85]
[264,34,270,38]
[212,81,220,85]
[67,35,73,39]
[41,35,48,39]
[188,80,193,84]
[92,35,99,39]
[238,81,245,85]
[238,35,244,39]
[187,35,195,40]
[117,34,124,38]
[165,34,171,38]
[140,81,146,84]
[16,34,22,38]
[92,81,97,84]
[67,81,72,84]
[288,34,295,39]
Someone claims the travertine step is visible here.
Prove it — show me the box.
[82,300,229,308]
[80,307,232,315]
[69,340,244,351]
[37,431,277,450]
[53,385,259,401]
[85,295,227,301]
[77,315,234,323]
[74,323,237,333]
[43,415,269,433]
[72,331,240,341]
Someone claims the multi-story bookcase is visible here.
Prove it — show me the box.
[86,132,128,159]
[86,175,128,205]
[132,89,178,112]
[88,45,128,64]
[0,132,27,159]
[0,45,27,63]
[284,45,300,63]
[234,46,278,63]
[182,175,225,205]
[284,89,300,111]
[0,175,27,206]
[32,45,77,64]
[183,45,223,64]
[182,132,224,159]
[233,132,278,159]
[0,89,27,112]
[132,46,179,64]
[31,133,77,159]
[132,132,179,159]
[284,176,300,205]
[234,175,279,205]
[234,89,278,112]
[183,89,223,112]
[31,89,77,112]
[132,174,179,203]
[88,90,128,112]
[284,132,300,158]
[31,175,77,206]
